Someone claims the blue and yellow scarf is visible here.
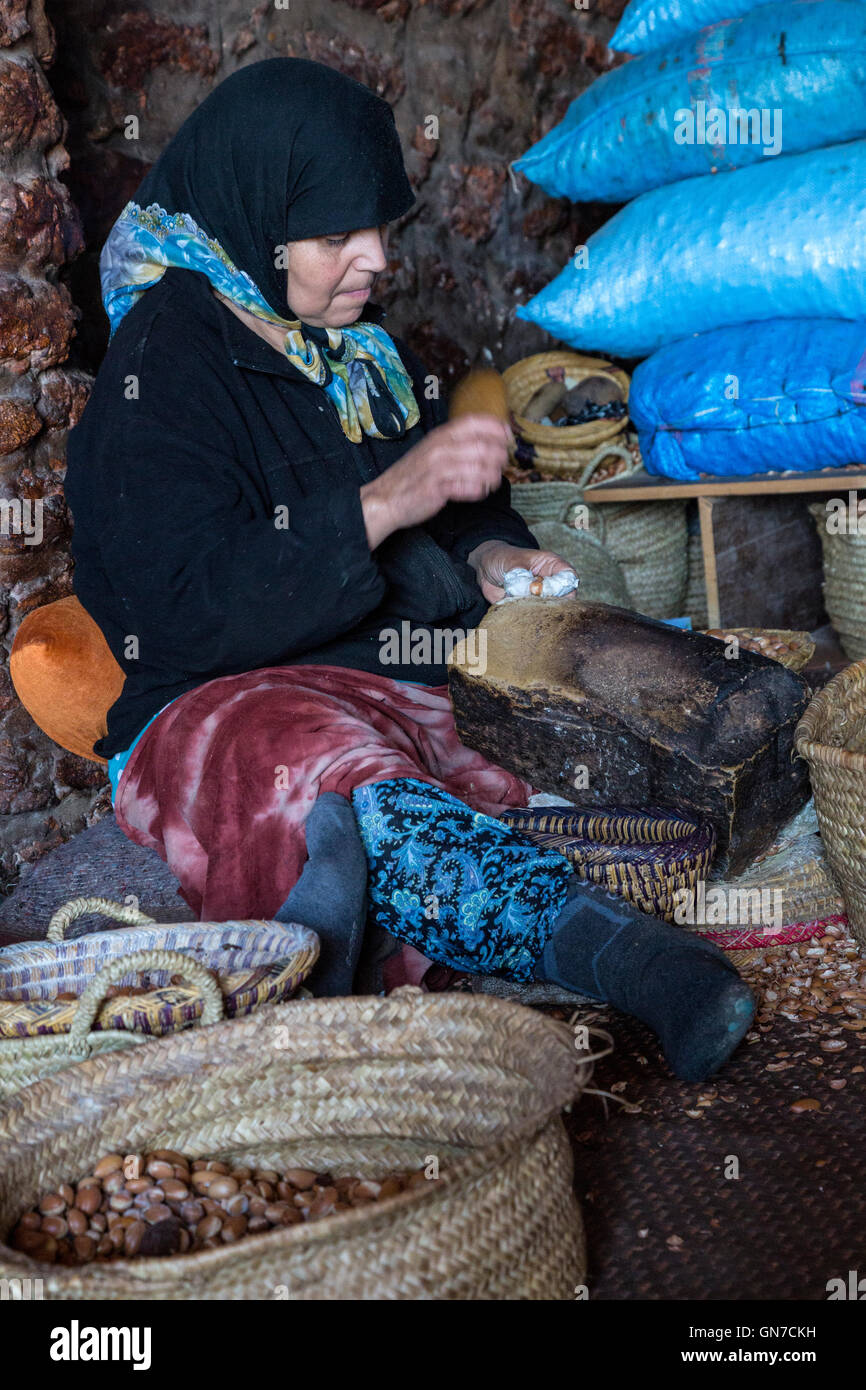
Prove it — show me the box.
[100,200,420,445]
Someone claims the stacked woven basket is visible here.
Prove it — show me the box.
[796,659,866,946]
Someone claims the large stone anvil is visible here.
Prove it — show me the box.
[447,597,812,874]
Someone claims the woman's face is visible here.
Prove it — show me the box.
[286,225,390,328]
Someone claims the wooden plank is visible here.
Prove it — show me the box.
[584,465,866,502]
[698,497,720,628]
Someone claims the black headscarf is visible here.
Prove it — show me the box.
[132,57,415,319]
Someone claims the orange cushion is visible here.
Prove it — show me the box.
[9,596,125,767]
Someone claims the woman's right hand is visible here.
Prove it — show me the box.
[360,413,512,551]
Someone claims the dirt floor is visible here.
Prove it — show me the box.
[540,923,866,1299]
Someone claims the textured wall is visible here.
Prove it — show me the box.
[0,0,107,892]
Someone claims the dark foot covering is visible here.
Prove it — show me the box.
[275,792,368,997]
[535,876,756,1082]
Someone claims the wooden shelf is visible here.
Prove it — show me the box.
[584,465,866,503]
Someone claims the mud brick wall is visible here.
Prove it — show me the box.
[0,0,627,886]
[0,0,107,891]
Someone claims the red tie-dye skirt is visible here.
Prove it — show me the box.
[114,664,534,927]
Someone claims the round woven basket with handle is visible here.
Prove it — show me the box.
[795,659,866,945]
[0,897,320,1101]
[503,351,633,478]
[0,989,593,1300]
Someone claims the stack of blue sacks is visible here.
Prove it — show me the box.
[513,0,866,481]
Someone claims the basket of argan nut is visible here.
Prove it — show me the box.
[0,988,594,1300]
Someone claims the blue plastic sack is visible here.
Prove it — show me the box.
[515,139,866,358]
[514,0,866,204]
[629,319,866,481]
[612,0,819,53]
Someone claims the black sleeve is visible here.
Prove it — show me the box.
[70,406,387,678]
[391,336,539,563]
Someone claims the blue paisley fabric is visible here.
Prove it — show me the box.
[100,201,421,444]
[351,777,573,981]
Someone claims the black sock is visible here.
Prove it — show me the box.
[534,876,756,1082]
[275,792,368,997]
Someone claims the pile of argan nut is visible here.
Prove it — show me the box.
[9,1151,434,1265]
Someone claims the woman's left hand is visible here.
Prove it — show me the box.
[466,540,576,605]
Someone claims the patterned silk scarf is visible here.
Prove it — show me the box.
[100,200,420,444]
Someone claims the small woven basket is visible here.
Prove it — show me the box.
[503,351,632,479]
[0,897,319,1101]
[795,660,866,945]
[684,527,709,629]
[499,807,716,923]
[0,990,593,1300]
[809,501,866,660]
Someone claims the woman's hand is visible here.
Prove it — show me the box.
[466,540,576,604]
[360,414,511,551]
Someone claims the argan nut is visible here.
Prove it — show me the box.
[76,1184,101,1217]
[66,1208,88,1237]
[220,1215,248,1242]
[38,1192,66,1216]
[93,1154,124,1178]
[207,1176,239,1199]
[196,1214,223,1241]
[190,1170,220,1192]
[143,1204,174,1225]
[41,1215,69,1239]
[159,1178,189,1201]
[74,1234,96,1262]
[283,1169,317,1190]
[151,1150,188,1167]
[145,1159,174,1182]
[123,1220,146,1257]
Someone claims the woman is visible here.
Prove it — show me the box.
[65,57,755,1081]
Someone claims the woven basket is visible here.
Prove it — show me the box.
[503,352,632,478]
[684,527,709,629]
[809,501,866,660]
[499,807,715,924]
[0,897,319,1100]
[592,501,688,618]
[509,482,688,618]
[795,660,866,945]
[0,990,592,1299]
